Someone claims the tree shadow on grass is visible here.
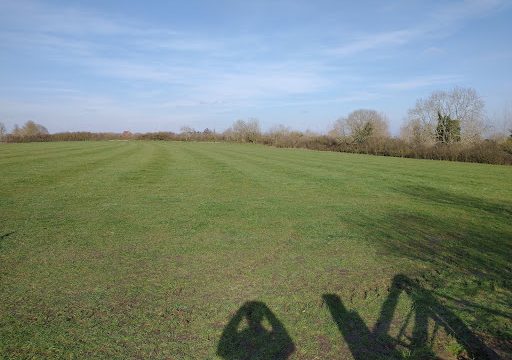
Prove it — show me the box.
[347,184,512,356]
[380,185,512,282]
[372,185,512,334]
[324,275,501,360]
[217,301,295,360]
[398,185,512,218]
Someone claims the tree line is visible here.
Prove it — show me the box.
[1,87,511,165]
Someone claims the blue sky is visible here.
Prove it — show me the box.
[0,0,511,134]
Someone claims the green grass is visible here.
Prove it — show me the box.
[1,141,511,359]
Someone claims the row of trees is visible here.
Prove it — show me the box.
[1,120,49,141]
[2,87,511,164]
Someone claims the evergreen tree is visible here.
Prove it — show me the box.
[436,112,461,144]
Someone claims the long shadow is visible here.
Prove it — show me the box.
[396,185,512,218]
[323,294,403,359]
[324,274,501,360]
[0,231,15,240]
[381,185,512,282]
[217,301,295,360]
[345,183,512,354]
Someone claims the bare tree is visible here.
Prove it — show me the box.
[180,126,196,141]
[0,122,6,141]
[400,118,435,145]
[180,126,195,134]
[484,104,512,142]
[12,124,21,136]
[10,121,49,137]
[328,119,349,138]
[498,104,511,140]
[230,118,261,143]
[266,124,291,139]
[330,109,389,143]
[404,87,485,144]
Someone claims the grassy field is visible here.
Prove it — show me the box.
[1,141,511,359]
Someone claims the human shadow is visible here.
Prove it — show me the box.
[324,275,500,360]
[217,301,295,360]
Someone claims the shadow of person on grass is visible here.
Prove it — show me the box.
[217,301,295,360]
[324,274,500,360]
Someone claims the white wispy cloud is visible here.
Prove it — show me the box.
[0,0,331,104]
[0,0,217,53]
[329,29,418,56]
[0,0,174,36]
[381,75,464,90]
[329,0,507,57]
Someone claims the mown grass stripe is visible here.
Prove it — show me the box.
[0,141,510,359]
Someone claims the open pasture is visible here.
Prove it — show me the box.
[1,141,511,359]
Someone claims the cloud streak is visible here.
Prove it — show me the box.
[329,0,507,57]
[381,75,464,91]
[329,29,418,56]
